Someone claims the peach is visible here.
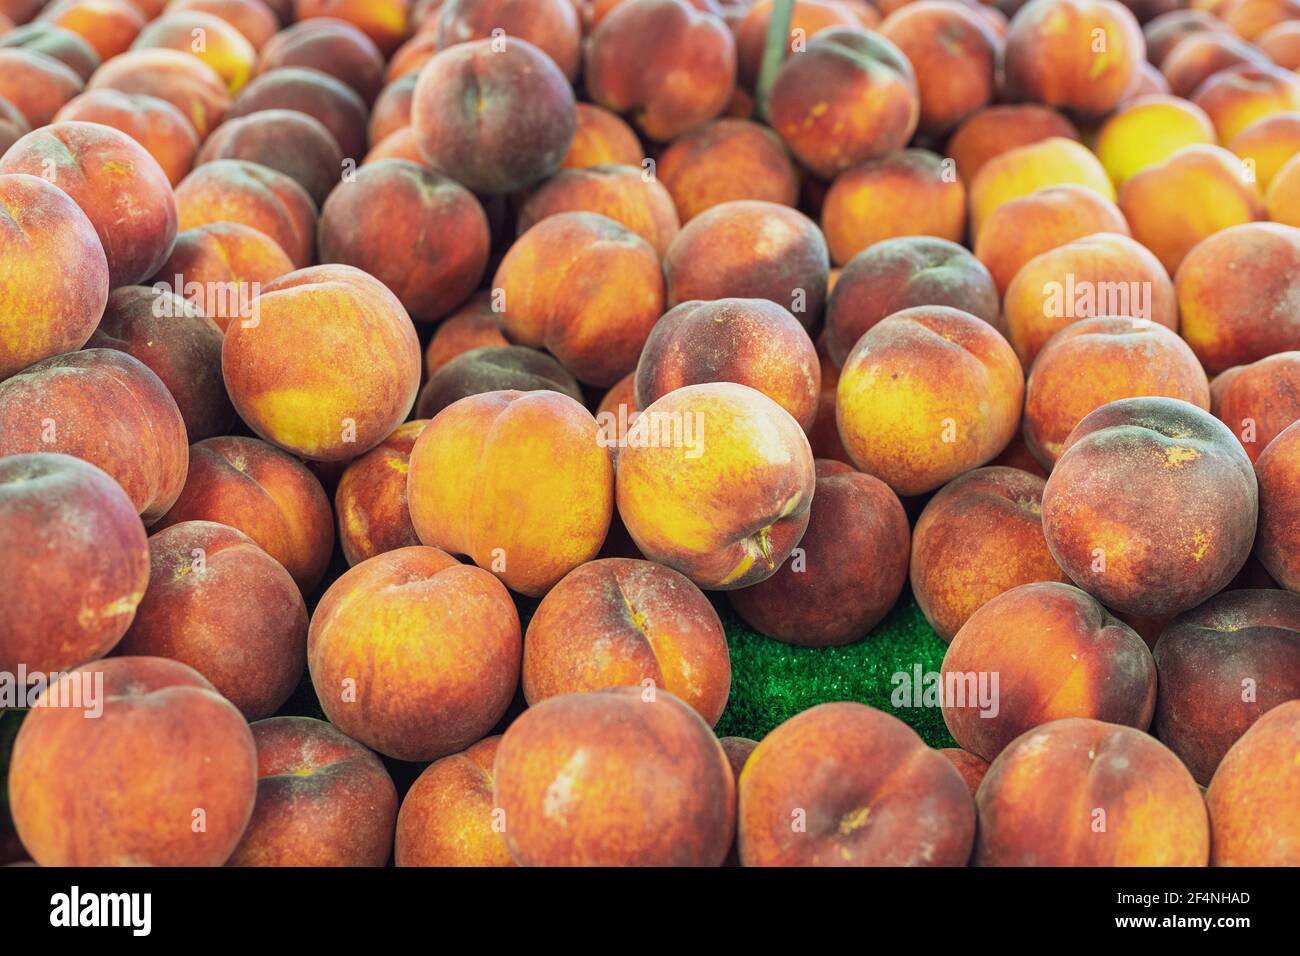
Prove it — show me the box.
[493,211,663,386]
[295,0,410,56]
[1229,112,1300,189]
[1162,30,1271,98]
[169,0,279,51]
[9,656,257,867]
[1266,148,1300,226]
[1042,397,1258,616]
[0,48,82,127]
[663,200,828,329]
[395,736,513,867]
[87,48,231,139]
[229,66,370,161]
[53,89,200,187]
[821,149,966,266]
[738,702,975,866]
[657,119,798,223]
[974,718,1209,866]
[222,265,421,461]
[0,96,27,156]
[334,420,427,566]
[117,521,307,720]
[416,346,582,419]
[517,163,679,257]
[38,0,145,61]
[1026,317,1211,467]
[561,102,644,169]
[938,748,989,796]
[437,0,581,80]
[585,0,736,142]
[227,716,398,867]
[806,336,850,463]
[968,136,1114,239]
[0,349,188,524]
[0,22,100,80]
[1211,352,1300,462]
[0,172,109,380]
[734,0,860,89]
[308,545,521,761]
[367,74,416,148]
[1256,18,1300,67]
[1221,0,1300,40]
[729,461,909,646]
[1095,94,1217,186]
[1192,63,1300,144]
[384,31,437,83]
[946,104,1079,184]
[412,38,576,195]
[131,11,257,94]
[1206,698,1300,865]
[494,687,735,866]
[522,557,731,724]
[824,236,999,366]
[0,453,148,675]
[837,306,1024,497]
[423,295,509,377]
[1144,9,1234,67]
[197,109,343,206]
[255,17,385,104]
[1255,419,1300,591]
[768,27,918,181]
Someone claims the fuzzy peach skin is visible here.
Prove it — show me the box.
[523,557,731,724]
[656,119,797,223]
[407,389,614,596]
[738,702,975,866]
[0,172,108,380]
[227,716,398,867]
[54,89,200,186]
[195,108,344,206]
[561,102,643,169]
[308,545,521,761]
[821,149,966,267]
[938,748,989,796]
[154,436,335,593]
[1211,352,1300,463]
[222,264,421,461]
[333,420,426,566]
[911,468,1068,644]
[941,582,1156,761]
[1177,222,1300,373]
[729,459,909,647]
[318,159,489,324]
[0,48,82,127]
[1042,397,1258,617]
[1206,698,1300,865]
[395,735,514,867]
[87,48,231,139]
[1193,63,1300,145]
[231,67,369,161]
[169,0,279,52]
[38,0,146,61]
[437,0,581,80]
[824,236,999,366]
[1255,419,1300,591]
[131,11,256,93]
[584,0,735,142]
[635,298,820,431]
[663,200,828,329]
[1229,113,1300,190]
[0,121,177,288]
[416,346,582,419]
[0,349,188,524]
[1025,317,1211,468]
[968,136,1114,239]
[8,656,258,867]
[946,104,1079,184]
[493,687,735,866]
[0,454,148,675]
[493,211,663,387]
[296,0,409,56]
[255,18,386,104]
[1153,589,1300,786]
[517,163,680,257]
[974,718,1208,866]
[837,306,1024,497]
[0,22,101,81]
[733,0,861,89]
[117,521,306,720]
[616,382,815,590]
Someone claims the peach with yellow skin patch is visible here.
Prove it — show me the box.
[968,136,1114,240]
[131,11,257,94]
[87,48,231,139]
[1228,112,1300,189]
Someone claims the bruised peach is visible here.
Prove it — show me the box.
[131,11,257,94]
[561,102,644,169]
[517,163,679,257]
[334,420,427,566]
[1255,419,1300,591]
[968,136,1114,239]
[87,48,231,138]
[1211,352,1300,463]
[657,119,798,223]
[437,0,581,80]
[416,345,582,418]
[395,736,513,867]
[946,104,1079,184]
[254,17,385,104]
[423,296,510,377]
[38,0,146,60]
[54,89,200,187]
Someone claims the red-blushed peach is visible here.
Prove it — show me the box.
[296,0,410,55]
[1042,397,1259,617]
[493,211,663,386]
[254,17,385,104]
[821,149,966,266]
[585,0,735,142]
[196,108,344,206]
[1162,29,1271,98]
[86,48,231,139]
[437,0,581,80]
[1211,352,1300,463]
[407,389,614,596]
[383,24,438,83]
[824,236,999,366]
[335,420,428,566]
[1177,222,1300,372]
[974,717,1209,865]
[0,350,188,524]
[151,221,295,333]
[493,686,735,866]
[227,716,397,867]
[1192,63,1300,144]
[1002,232,1177,367]
[0,172,109,380]
[88,285,234,441]
[308,545,521,761]
[318,159,488,323]
[768,27,918,181]
[367,73,416,147]
[1205,698,1300,865]
[131,11,257,93]
[169,0,279,51]
[0,22,100,80]
[38,0,146,60]
[734,0,860,89]
[946,104,1080,184]
[412,38,575,195]
[1220,0,1300,38]
[222,265,422,461]
[117,521,306,720]
[395,736,513,867]
[8,656,257,867]
[522,557,731,724]
[656,119,798,223]
[616,382,815,590]
[416,346,582,419]
[1144,8,1234,67]
[1255,419,1300,591]
[0,121,177,288]
[968,136,1115,239]
[728,460,909,646]
[154,435,334,592]
[938,748,989,796]
[423,297,510,377]
[1229,112,1300,190]
[663,200,827,328]
[0,453,148,675]
[837,306,1024,497]
[0,48,82,128]
[738,702,975,866]
[228,66,369,159]
[518,163,678,255]
[1257,18,1300,67]
[1026,317,1211,467]
[53,89,200,187]
[806,334,852,463]
[878,0,999,134]
[911,468,1067,644]
[561,102,643,169]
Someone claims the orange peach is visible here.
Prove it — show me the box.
[1266,147,1300,224]
[255,17,386,104]
[733,0,860,89]
[1144,9,1234,66]
[939,748,989,796]
[437,0,582,80]
[968,136,1114,239]
[169,0,280,51]
[1094,94,1217,186]
[946,103,1079,184]
[228,65,370,161]
[1192,63,1300,144]
[54,89,200,187]
[656,118,798,223]
[1229,112,1300,189]
[1162,29,1271,98]
[517,163,679,256]
[561,102,644,169]
[1256,18,1300,67]
[295,0,410,56]
[1211,352,1300,462]
[334,420,427,566]
[131,11,257,93]
[367,73,416,148]
[38,0,145,61]
[382,29,437,83]
[415,345,582,418]
[423,295,509,377]
[1255,418,1300,591]
[87,48,231,138]
[0,48,83,127]
[1221,0,1300,39]
[806,336,850,463]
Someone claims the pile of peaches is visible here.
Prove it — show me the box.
[0,0,1299,869]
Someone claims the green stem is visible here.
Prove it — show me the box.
[756,0,795,123]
